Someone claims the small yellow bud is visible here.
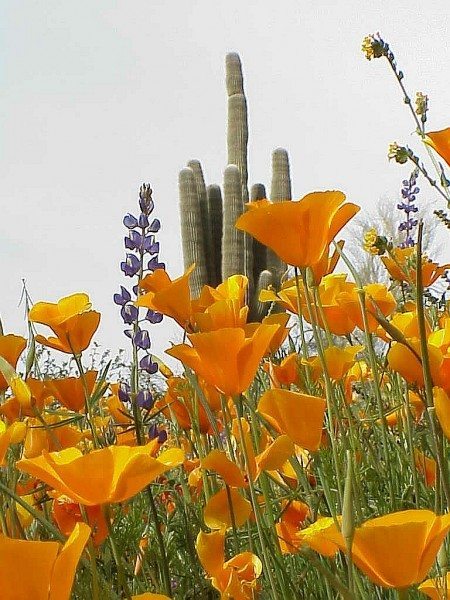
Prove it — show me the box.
[388,142,409,164]
[415,92,428,116]
[361,35,385,60]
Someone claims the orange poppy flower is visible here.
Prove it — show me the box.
[295,517,340,557]
[343,360,371,403]
[336,283,397,333]
[191,275,248,315]
[201,449,246,488]
[29,293,100,354]
[276,500,310,554]
[0,377,52,422]
[23,415,85,459]
[193,275,249,332]
[302,274,357,336]
[106,393,133,426]
[387,340,443,388]
[257,389,326,452]
[305,345,364,382]
[433,387,450,440]
[269,353,302,387]
[382,247,450,287]
[137,265,194,329]
[194,298,248,333]
[255,435,294,478]
[52,494,108,546]
[429,317,450,354]
[244,313,290,355]
[235,191,359,268]
[17,440,184,505]
[0,521,90,600]
[156,376,220,434]
[0,334,27,392]
[203,487,252,530]
[425,127,450,166]
[309,240,345,285]
[45,371,98,412]
[166,324,280,396]
[324,509,450,589]
[196,529,262,600]
[259,288,296,317]
[414,450,437,487]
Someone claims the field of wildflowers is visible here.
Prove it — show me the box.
[1,34,450,599]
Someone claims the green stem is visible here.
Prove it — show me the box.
[146,487,173,597]
[333,242,396,508]
[235,397,281,600]
[104,504,132,600]
[416,222,450,510]
[299,269,344,508]
[0,479,65,541]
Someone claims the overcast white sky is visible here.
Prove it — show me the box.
[1,0,449,363]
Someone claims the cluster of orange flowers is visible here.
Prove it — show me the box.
[1,160,450,599]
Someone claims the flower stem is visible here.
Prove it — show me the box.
[235,396,281,600]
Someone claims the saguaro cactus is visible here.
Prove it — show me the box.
[206,184,223,287]
[225,52,253,297]
[187,159,215,285]
[178,167,208,298]
[250,183,268,284]
[267,148,292,286]
[178,53,293,320]
[222,165,245,280]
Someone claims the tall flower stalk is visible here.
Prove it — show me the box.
[114,183,172,596]
[397,169,419,248]
[114,183,164,445]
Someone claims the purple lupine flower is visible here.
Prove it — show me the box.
[139,213,149,228]
[140,354,158,374]
[147,256,165,271]
[118,382,131,403]
[115,183,165,429]
[134,329,151,350]
[121,304,139,324]
[124,230,144,251]
[136,390,154,410]
[143,236,159,254]
[397,169,419,248]
[123,213,139,229]
[149,218,161,232]
[121,253,141,277]
[113,286,131,306]
[145,309,163,324]
[148,423,167,443]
